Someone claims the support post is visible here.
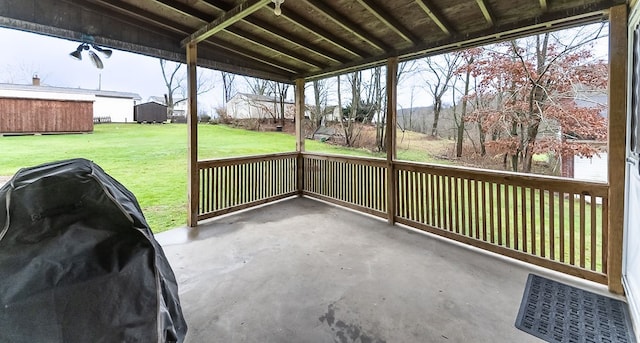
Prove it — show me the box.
[187,42,199,227]
[608,4,627,294]
[295,78,305,195]
[386,57,398,225]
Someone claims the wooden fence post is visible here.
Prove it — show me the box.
[608,4,628,294]
[295,78,305,195]
[386,57,398,225]
[187,42,199,227]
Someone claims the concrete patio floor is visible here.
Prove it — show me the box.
[156,197,617,343]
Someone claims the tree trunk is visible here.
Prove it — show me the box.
[456,65,472,157]
[431,99,441,137]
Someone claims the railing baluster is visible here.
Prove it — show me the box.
[513,185,519,250]
[580,194,586,268]
[523,186,529,253]
[569,193,575,266]
[489,182,495,244]
[550,191,555,261]
[505,185,511,249]
[560,192,565,263]
[540,188,546,258]
[591,197,597,271]
[496,184,502,246]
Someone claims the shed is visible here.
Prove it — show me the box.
[0,84,94,134]
[134,102,168,123]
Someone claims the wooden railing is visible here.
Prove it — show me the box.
[393,161,609,284]
[197,152,298,220]
[302,153,388,218]
[196,152,609,284]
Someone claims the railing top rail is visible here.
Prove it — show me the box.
[198,152,298,168]
[302,152,387,167]
[394,160,609,197]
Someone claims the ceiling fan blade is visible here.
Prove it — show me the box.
[88,50,104,69]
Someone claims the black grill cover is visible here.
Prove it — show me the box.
[0,158,187,343]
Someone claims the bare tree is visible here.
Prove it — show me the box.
[309,78,331,138]
[220,71,236,103]
[245,77,270,95]
[423,54,462,137]
[272,81,289,127]
[159,59,184,117]
[159,59,214,117]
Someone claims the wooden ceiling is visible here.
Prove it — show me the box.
[0,0,627,83]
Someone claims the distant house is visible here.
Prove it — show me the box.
[0,78,141,125]
[306,105,341,125]
[560,93,608,182]
[93,90,142,123]
[134,102,168,123]
[227,93,295,121]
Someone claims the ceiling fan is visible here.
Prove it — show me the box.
[69,37,112,69]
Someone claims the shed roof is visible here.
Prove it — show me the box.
[0,0,625,83]
[0,83,141,101]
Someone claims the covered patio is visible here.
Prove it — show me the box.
[158,197,616,342]
[1,0,637,341]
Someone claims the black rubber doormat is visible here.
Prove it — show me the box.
[515,274,636,343]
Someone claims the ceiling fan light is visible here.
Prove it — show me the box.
[69,43,84,60]
[88,50,104,69]
[272,0,284,16]
[69,50,82,60]
[92,44,113,58]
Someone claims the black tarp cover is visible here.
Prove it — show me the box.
[0,158,187,342]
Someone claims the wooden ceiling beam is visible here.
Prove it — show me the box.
[153,0,211,20]
[197,1,346,64]
[415,0,454,35]
[304,0,391,52]
[91,0,193,34]
[151,0,325,69]
[224,27,326,69]
[540,0,548,11]
[202,0,370,58]
[180,0,270,46]
[475,0,495,25]
[356,0,421,44]
[92,0,300,74]
[278,6,369,58]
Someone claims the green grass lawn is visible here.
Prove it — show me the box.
[0,123,380,232]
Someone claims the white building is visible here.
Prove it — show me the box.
[93,90,142,123]
[227,93,295,120]
[0,78,141,123]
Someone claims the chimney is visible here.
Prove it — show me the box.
[32,75,40,86]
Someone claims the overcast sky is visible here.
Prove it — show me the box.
[0,27,433,112]
[0,25,608,114]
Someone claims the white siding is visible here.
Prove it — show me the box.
[94,96,135,123]
[574,153,608,182]
[227,94,295,120]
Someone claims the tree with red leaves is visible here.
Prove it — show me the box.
[464,26,607,173]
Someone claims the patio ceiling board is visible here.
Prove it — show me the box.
[355,0,421,45]
[476,0,496,25]
[88,0,298,79]
[193,0,348,65]
[415,0,456,35]
[0,0,626,82]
